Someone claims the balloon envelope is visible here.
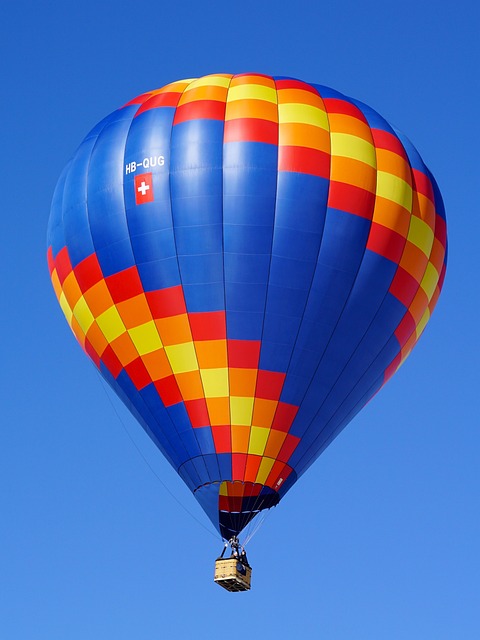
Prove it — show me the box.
[47,74,447,539]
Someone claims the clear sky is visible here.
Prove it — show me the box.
[1,1,479,638]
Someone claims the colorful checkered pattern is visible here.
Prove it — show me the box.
[47,249,298,488]
[47,74,447,538]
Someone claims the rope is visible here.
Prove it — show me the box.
[96,372,218,540]
[242,507,271,547]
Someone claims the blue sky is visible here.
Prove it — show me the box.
[1,1,479,638]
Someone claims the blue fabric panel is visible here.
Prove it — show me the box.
[139,384,189,464]
[317,209,371,273]
[276,469,298,499]
[225,282,267,313]
[290,373,385,474]
[217,453,232,480]
[182,282,224,312]
[259,171,328,374]
[132,228,177,265]
[268,256,315,290]
[189,455,212,487]
[137,258,180,292]
[223,141,278,341]
[225,310,264,341]
[311,84,346,100]
[124,107,175,178]
[275,173,330,231]
[280,210,370,406]
[223,193,276,226]
[47,163,69,258]
[257,341,291,371]
[266,283,312,318]
[166,403,213,484]
[429,169,447,222]
[194,483,221,534]
[224,253,271,284]
[127,195,174,239]
[290,334,393,474]
[95,238,137,276]
[124,108,175,238]
[289,252,397,435]
[350,98,396,134]
[262,312,301,346]
[166,402,192,432]
[178,454,211,488]
[179,430,202,457]
[394,129,426,173]
[345,292,406,371]
[175,223,223,256]
[111,371,187,471]
[177,253,223,284]
[224,223,272,254]
[122,106,183,292]
[170,119,224,314]
[194,427,216,455]
[61,136,100,267]
[86,109,137,277]
[201,453,221,479]
[101,370,183,471]
[177,459,202,493]
[272,226,322,263]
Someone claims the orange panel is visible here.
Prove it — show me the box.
[231,425,250,454]
[206,397,230,426]
[279,122,330,151]
[179,85,229,104]
[228,368,257,396]
[428,285,441,313]
[328,113,373,141]
[330,156,376,190]
[429,237,446,275]
[376,148,412,180]
[110,331,139,367]
[225,99,278,122]
[71,315,85,348]
[252,398,278,428]
[195,339,228,368]
[277,88,325,108]
[117,293,152,329]
[85,321,109,356]
[402,332,417,356]
[416,191,436,229]
[155,314,192,345]
[175,370,204,401]
[142,349,172,381]
[263,429,288,459]
[83,280,114,318]
[400,241,429,282]
[154,80,192,95]
[372,196,411,237]
[408,287,429,324]
[229,74,275,88]
[62,272,83,308]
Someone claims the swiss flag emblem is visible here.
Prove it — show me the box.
[134,172,154,204]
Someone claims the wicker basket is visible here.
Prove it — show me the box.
[214,558,252,592]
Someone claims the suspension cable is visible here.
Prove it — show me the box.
[96,372,218,540]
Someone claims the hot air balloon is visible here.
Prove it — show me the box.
[47,73,447,591]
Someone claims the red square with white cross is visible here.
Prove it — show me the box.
[134,172,154,204]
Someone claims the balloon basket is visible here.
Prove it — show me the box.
[214,558,252,592]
